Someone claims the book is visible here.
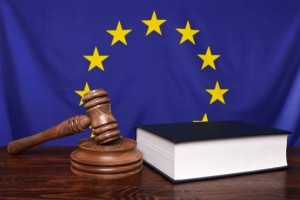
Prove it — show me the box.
[136,121,291,183]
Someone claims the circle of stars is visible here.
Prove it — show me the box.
[75,10,230,123]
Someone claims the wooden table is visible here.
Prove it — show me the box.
[1,147,299,199]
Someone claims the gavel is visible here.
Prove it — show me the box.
[7,89,121,155]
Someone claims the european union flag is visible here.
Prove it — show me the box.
[0,0,299,146]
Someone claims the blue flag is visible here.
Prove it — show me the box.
[0,0,299,146]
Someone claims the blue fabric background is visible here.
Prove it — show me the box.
[0,0,299,146]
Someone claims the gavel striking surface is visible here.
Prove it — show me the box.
[70,138,143,179]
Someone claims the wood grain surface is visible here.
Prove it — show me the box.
[1,146,300,200]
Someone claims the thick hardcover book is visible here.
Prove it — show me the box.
[136,121,291,183]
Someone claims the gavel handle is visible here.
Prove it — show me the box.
[7,115,91,155]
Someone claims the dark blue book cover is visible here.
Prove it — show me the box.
[138,121,291,143]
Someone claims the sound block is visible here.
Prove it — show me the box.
[70,137,143,179]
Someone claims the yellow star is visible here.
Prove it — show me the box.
[193,113,209,123]
[142,11,166,36]
[198,46,220,70]
[75,82,91,106]
[176,21,200,45]
[90,130,95,138]
[83,47,109,71]
[206,81,229,104]
[107,21,132,46]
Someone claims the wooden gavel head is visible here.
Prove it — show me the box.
[83,89,121,144]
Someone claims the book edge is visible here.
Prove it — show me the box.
[143,160,289,183]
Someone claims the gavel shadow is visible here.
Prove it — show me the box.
[7,146,73,166]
